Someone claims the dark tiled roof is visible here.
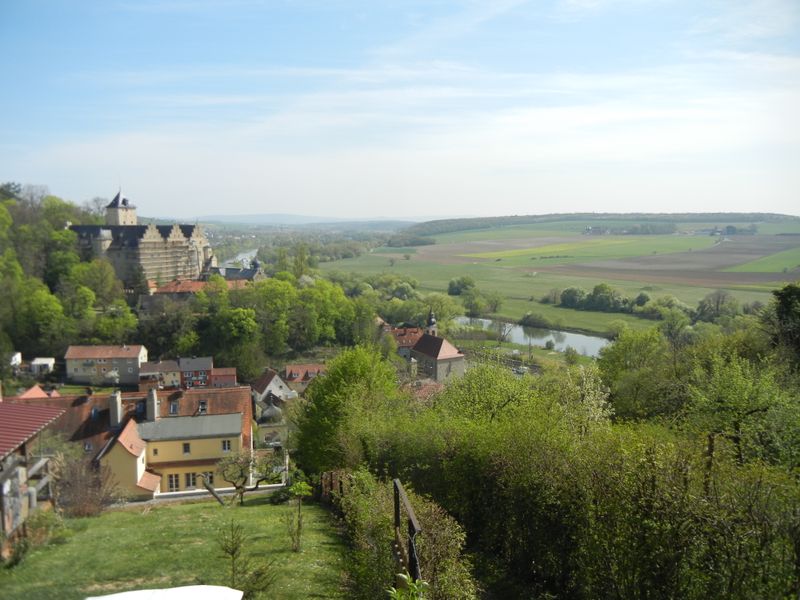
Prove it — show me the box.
[252,368,279,394]
[0,404,65,460]
[179,357,214,371]
[70,223,200,248]
[138,413,242,441]
[411,334,464,360]
[106,191,135,209]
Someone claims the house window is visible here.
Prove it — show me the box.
[222,439,231,452]
[168,474,179,492]
[153,448,159,456]
[202,471,214,485]
[169,400,178,415]
[128,367,133,373]
[198,401,207,415]
[183,442,191,455]
[185,472,196,489]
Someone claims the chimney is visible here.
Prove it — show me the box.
[110,390,123,427]
[146,388,159,421]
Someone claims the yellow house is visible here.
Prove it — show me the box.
[100,419,161,499]
[138,413,243,493]
[99,389,244,498]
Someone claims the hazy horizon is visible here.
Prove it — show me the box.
[2,1,799,219]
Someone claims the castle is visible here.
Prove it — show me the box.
[70,192,216,286]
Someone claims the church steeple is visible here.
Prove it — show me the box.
[425,309,437,336]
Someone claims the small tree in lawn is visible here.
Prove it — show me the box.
[220,450,283,506]
[286,481,312,552]
[217,518,276,599]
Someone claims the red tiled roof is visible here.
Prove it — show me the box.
[140,360,179,375]
[0,403,65,460]
[283,364,326,382]
[389,327,424,348]
[18,384,60,399]
[212,368,237,376]
[137,471,161,492]
[411,334,464,360]
[116,419,146,457]
[4,385,254,458]
[65,345,145,360]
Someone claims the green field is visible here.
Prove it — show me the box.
[462,236,715,265]
[0,498,347,600]
[724,247,800,273]
[322,220,800,336]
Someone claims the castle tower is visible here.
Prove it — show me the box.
[105,190,137,226]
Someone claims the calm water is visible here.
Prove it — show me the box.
[223,248,258,268]
[456,317,610,357]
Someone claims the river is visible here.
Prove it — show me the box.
[455,317,610,357]
[223,249,259,268]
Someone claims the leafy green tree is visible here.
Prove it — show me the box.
[559,286,586,308]
[483,290,504,313]
[69,259,124,308]
[598,327,675,418]
[295,346,398,474]
[461,289,486,317]
[696,289,739,323]
[447,276,475,296]
[766,282,800,366]
[92,300,138,344]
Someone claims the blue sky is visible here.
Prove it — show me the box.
[1,0,798,219]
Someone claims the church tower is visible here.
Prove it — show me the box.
[425,309,437,336]
[105,190,137,226]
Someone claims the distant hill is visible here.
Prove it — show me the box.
[195,213,420,227]
[403,213,800,237]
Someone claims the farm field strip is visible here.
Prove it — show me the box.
[460,235,716,262]
[724,247,800,273]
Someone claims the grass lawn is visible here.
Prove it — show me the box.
[0,497,348,600]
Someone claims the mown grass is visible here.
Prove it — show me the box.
[0,498,347,600]
[724,247,800,273]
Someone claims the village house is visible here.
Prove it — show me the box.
[29,357,55,377]
[5,386,253,499]
[65,344,148,386]
[251,368,296,449]
[406,312,466,382]
[97,389,247,498]
[0,402,65,558]
[282,363,327,394]
[387,326,425,359]
[138,357,237,391]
